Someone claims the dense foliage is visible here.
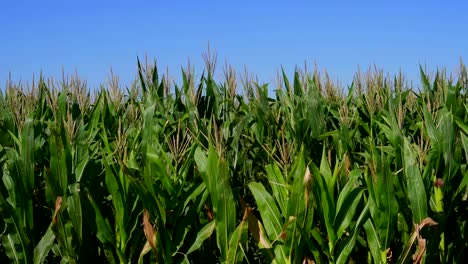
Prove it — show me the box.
[1,58,467,263]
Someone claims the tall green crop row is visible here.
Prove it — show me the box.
[0,59,467,263]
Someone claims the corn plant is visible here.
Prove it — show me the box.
[1,58,467,263]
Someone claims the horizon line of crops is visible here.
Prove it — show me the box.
[1,54,467,263]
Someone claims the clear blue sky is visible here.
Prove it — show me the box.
[1,0,467,90]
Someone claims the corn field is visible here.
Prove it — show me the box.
[0,58,467,264]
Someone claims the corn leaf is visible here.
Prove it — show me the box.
[403,139,427,223]
[249,182,283,241]
[186,220,216,255]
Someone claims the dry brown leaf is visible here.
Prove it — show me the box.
[304,166,311,202]
[204,204,214,221]
[143,209,157,254]
[419,217,438,229]
[302,256,315,264]
[53,196,62,224]
[345,152,351,176]
[412,217,437,263]
[240,197,273,253]
[413,237,426,263]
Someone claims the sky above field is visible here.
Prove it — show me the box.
[1,0,467,90]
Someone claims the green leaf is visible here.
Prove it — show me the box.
[281,67,291,95]
[455,116,468,136]
[67,183,83,244]
[363,220,382,264]
[2,233,26,264]
[195,146,236,261]
[422,102,438,144]
[334,169,363,237]
[334,187,365,239]
[21,117,35,207]
[456,133,468,196]
[47,124,70,199]
[194,147,207,174]
[266,164,289,217]
[138,242,153,264]
[248,182,283,241]
[1,155,32,263]
[313,161,337,250]
[74,151,89,183]
[336,201,369,264]
[186,220,216,255]
[104,163,128,251]
[293,70,303,97]
[85,188,116,246]
[420,66,432,95]
[286,152,313,260]
[319,147,333,194]
[145,151,175,195]
[182,183,206,210]
[403,139,427,223]
[137,57,148,95]
[33,226,56,264]
[226,218,248,263]
[364,147,398,250]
